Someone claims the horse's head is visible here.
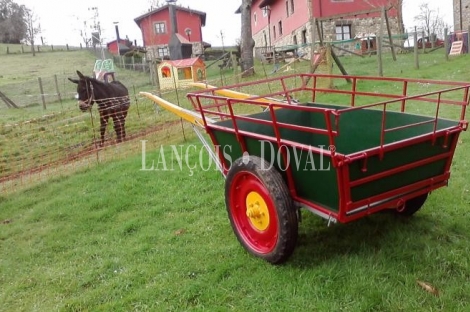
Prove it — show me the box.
[68,70,94,112]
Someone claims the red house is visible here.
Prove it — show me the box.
[249,0,402,57]
[107,39,133,56]
[134,4,207,60]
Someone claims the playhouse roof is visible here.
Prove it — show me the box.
[163,57,203,68]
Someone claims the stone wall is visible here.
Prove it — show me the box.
[453,0,470,31]
[253,16,402,59]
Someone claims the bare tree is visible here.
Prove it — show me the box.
[148,0,164,9]
[240,0,255,77]
[24,7,40,56]
[414,3,444,41]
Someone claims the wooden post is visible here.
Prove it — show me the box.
[421,30,426,53]
[6,46,9,54]
[383,7,396,61]
[444,28,449,61]
[466,25,470,53]
[38,77,46,109]
[414,28,419,69]
[307,0,317,73]
[54,74,62,106]
[377,7,385,77]
[132,56,135,70]
[377,35,383,77]
[232,52,240,85]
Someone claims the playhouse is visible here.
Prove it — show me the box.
[158,57,206,90]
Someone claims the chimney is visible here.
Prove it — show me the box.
[115,24,120,41]
[168,1,178,34]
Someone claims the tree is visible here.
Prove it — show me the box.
[414,3,444,43]
[240,0,255,77]
[148,0,164,9]
[0,0,27,43]
[23,7,40,56]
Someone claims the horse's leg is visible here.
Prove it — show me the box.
[100,114,109,147]
[121,107,129,140]
[112,111,124,143]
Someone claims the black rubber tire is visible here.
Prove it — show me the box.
[225,155,298,264]
[395,193,429,217]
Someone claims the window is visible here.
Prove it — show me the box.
[155,22,166,34]
[302,29,307,44]
[262,6,268,17]
[197,69,205,81]
[286,1,289,17]
[158,47,169,57]
[290,0,295,14]
[254,12,257,25]
[273,25,276,39]
[178,67,192,80]
[335,24,351,40]
[293,35,298,46]
[161,66,171,78]
[278,21,283,36]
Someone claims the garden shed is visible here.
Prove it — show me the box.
[158,57,206,90]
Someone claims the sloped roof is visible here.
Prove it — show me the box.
[134,4,206,26]
[176,33,190,44]
[162,57,203,68]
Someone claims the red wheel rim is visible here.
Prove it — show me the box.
[229,171,279,254]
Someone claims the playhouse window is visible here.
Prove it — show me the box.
[155,22,166,34]
[161,66,171,78]
[197,69,205,81]
[178,67,192,80]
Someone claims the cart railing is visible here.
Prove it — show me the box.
[188,74,469,164]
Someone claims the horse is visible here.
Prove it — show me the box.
[68,70,130,146]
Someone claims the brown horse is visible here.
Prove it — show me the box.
[69,70,130,146]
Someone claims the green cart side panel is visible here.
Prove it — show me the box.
[210,103,459,211]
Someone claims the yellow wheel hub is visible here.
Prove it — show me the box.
[245,191,270,231]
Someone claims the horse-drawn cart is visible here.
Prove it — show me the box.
[141,73,469,264]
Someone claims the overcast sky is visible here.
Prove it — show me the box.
[14,0,454,47]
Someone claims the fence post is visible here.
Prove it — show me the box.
[444,28,449,61]
[54,74,62,106]
[38,77,47,109]
[132,56,135,70]
[414,28,419,70]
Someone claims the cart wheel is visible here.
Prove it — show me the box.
[395,193,429,217]
[225,155,298,264]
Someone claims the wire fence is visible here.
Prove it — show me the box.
[0,56,334,195]
[0,70,154,109]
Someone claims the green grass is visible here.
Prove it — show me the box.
[1,136,469,311]
[1,47,470,311]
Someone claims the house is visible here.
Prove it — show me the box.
[107,38,133,56]
[134,4,208,60]
[248,0,402,58]
[157,57,206,90]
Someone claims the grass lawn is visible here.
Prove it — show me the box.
[1,46,470,311]
[1,135,469,311]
